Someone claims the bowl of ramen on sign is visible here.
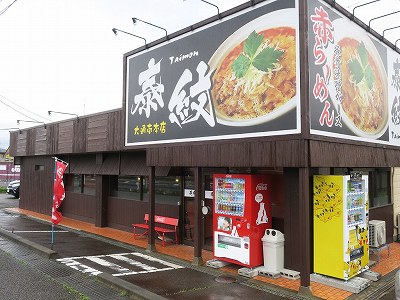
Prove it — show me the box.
[209,9,297,126]
[327,18,388,139]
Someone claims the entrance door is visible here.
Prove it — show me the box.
[202,174,213,250]
[182,173,214,249]
[183,198,195,244]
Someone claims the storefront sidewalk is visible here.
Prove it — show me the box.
[5,207,399,300]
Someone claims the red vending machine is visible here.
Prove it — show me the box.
[213,174,272,268]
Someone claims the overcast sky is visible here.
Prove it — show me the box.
[1,0,400,149]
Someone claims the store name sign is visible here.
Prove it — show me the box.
[125,0,300,147]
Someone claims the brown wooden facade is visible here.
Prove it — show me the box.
[8,0,399,290]
[9,108,398,287]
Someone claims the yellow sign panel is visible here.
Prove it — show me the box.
[314,175,344,279]
[314,175,369,280]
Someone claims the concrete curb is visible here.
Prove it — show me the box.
[0,227,57,259]
[97,272,168,300]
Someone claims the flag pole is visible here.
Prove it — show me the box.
[51,157,56,250]
[52,156,68,165]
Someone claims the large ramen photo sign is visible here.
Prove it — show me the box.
[125,1,300,147]
[327,19,388,139]
[309,0,394,144]
[209,10,297,127]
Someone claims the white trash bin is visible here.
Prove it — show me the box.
[261,229,284,272]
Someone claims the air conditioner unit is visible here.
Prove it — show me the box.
[369,220,386,248]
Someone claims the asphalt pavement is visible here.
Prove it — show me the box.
[0,193,306,300]
[0,248,77,300]
[0,193,397,300]
[0,193,128,300]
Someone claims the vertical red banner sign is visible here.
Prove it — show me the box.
[51,159,68,225]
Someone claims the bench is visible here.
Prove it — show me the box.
[132,214,179,247]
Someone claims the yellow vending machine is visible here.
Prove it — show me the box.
[313,174,369,280]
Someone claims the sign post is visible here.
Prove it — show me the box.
[50,157,68,249]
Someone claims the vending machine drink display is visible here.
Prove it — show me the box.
[213,174,271,268]
[313,174,369,280]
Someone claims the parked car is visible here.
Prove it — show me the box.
[6,180,20,198]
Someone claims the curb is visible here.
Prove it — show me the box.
[0,227,57,259]
[0,221,167,300]
[97,272,168,300]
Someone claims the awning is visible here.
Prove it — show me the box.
[68,155,98,174]
[96,153,119,175]
[65,152,170,176]
[120,151,170,176]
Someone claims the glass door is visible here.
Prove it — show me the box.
[182,171,214,249]
[183,174,195,245]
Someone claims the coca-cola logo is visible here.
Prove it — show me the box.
[256,183,268,191]
[155,216,165,223]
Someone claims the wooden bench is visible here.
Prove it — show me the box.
[132,214,179,247]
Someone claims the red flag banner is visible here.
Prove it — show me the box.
[51,159,68,225]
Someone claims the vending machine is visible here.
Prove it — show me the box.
[213,174,272,268]
[313,174,369,280]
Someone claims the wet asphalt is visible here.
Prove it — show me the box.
[0,193,305,300]
[0,243,77,300]
[0,193,397,300]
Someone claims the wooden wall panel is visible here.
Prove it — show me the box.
[9,132,18,156]
[107,197,147,232]
[108,110,122,151]
[58,121,73,154]
[220,143,250,167]
[310,140,391,167]
[26,130,35,156]
[73,118,87,153]
[147,139,308,168]
[283,168,301,272]
[276,140,307,167]
[35,127,47,155]
[16,132,27,156]
[63,192,96,223]
[385,148,400,166]
[249,141,274,167]
[87,114,108,152]
[46,124,58,155]
[19,156,53,215]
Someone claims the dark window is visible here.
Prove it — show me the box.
[35,165,44,171]
[154,177,181,205]
[369,168,391,208]
[204,175,213,191]
[70,174,95,195]
[111,175,181,204]
[184,175,194,189]
[73,175,83,193]
[83,175,96,195]
[111,176,142,200]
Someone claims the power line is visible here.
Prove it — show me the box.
[0,97,39,122]
[0,93,51,122]
[0,94,51,123]
[0,0,17,16]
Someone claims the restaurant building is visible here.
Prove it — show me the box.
[9,0,400,289]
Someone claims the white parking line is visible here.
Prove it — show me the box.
[57,252,184,277]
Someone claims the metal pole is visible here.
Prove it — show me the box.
[51,157,56,249]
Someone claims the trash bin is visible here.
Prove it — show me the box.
[261,229,284,272]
